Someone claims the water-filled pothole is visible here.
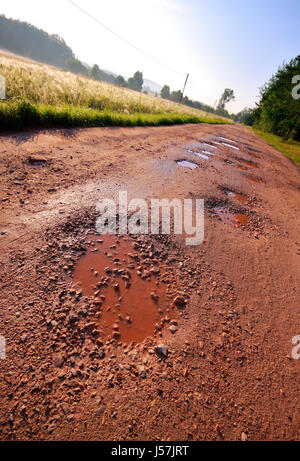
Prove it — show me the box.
[187,149,209,160]
[248,175,264,183]
[73,234,175,344]
[216,136,238,144]
[226,191,248,203]
[176,160,198,169]
[214,207,249,227]
[220,142,240,151]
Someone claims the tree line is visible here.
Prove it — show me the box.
[160,84,235,117]
[235,55,300,141]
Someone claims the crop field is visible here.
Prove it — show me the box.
[0,50,230,129]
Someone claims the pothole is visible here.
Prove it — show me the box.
[201,150,215,156]
[248,175,265,183]
[220,142,240,151]
[202,142,217,150]
[176,160,198,169]
[237,158,259,169]
[216,136,238,144]
[187,149,209,160]
[72,234,179,344]
[226,191,248,203]
[214,207,249,227]
[235,164,248,171]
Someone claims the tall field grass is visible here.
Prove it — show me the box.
[0,50,230,130]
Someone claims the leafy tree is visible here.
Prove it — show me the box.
[128,71,143,92]
[161,85,171,100]
[170,90,183,103]
[115,75,127,87]
[253,55,300,140]
[235,108,254,126]
[217,88,235,111]
[89,64,102,81]
[66,58,87,75]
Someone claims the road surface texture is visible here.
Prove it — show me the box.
[0,123,299,440]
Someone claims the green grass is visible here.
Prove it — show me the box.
[0,100,229,130]
[253,128,300,166]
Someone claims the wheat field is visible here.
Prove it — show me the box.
[0,50,229,129]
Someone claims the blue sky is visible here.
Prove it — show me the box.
[1,0,299,112]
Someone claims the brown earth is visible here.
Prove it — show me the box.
[0,123,299,441]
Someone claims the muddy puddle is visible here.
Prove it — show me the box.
[220,142,240,151]
[226,191,248,203]
[214,207,249,227]
[237,159,259,169]
[176,160,198,169]
[73,234,175,344]
[187,149,209,160]
[235,164,248,171]
[202,142,217,150]
[216,136,238,144]
[248,176,264,183]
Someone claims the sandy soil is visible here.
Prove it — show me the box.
[0,123,299,441]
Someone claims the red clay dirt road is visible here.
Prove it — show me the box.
[0,123,299,441]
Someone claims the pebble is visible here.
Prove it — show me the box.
[174,295,186,306]
[154,344,168,359]
[54,353,64,368]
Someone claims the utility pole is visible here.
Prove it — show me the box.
[180,73,189,103]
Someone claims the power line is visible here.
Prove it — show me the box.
[66,0,185,77]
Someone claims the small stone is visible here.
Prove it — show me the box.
[68,313,78,323]
[154,344,168,359]
[61,403,70,415]
[20,334,28,343]
[241,432,248,441]
[54,353,64,368]
[169,325,177,334]
[174,295,186,307]
[151,292,159,301]
[137,365,146,378]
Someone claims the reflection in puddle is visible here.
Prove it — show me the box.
[214,207,249,227]
[220,142,240,150]
[203,142,217,149]
[73,234,173,344]
[217,136,237,143]
[195,152,209,160]
[227,191,248,203]
[176,160,198,169]
[211,141,223,146]
[201,150,215,156]
[187,149,209,160]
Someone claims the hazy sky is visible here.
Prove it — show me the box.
[1,0,299,112]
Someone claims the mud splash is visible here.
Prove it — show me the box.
[73,234,173,344]
[214,207,249,227]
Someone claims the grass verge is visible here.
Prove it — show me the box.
[253,128,300,166]
[0,100,230,131]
